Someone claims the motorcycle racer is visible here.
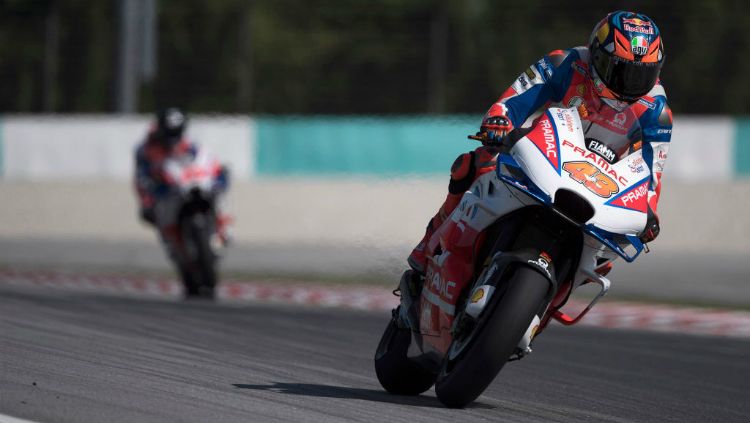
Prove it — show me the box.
[400,11,672,307]
[134,108,231,250]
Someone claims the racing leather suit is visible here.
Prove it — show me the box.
[135,129,201,216]
[408,46,673,273]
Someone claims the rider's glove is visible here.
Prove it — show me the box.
[639,207,660,244]
[480,103,514,143]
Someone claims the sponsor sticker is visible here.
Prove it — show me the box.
[537,58,553,78]
[563,160,620,198]
[527,256,551,278]
[628,156,646,173]
[638,98,657,110]
[613,112,627,128]
[606,178,650,213]
[623,17,653,27]
[567,96,584,108]
[562,139,629,185]
[470,288,485,304]
[585,138,617,164]
[429,272,456,301]
[526,113,560,172]
[624,23,654,35]
[555,109,575,129]
[577,103,589,118]
[631,35,649,56]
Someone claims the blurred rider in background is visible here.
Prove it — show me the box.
[399,11,673,308]
[134,107,231,252]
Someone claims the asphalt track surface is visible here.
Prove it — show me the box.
[2,283,749,423]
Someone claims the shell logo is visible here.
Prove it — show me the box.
[470,288,485,303]
[530,325,540,338]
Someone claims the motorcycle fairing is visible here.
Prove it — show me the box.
[507,107,648,261]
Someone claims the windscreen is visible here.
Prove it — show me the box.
[579,106,642,164]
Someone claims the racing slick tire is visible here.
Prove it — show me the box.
[374,315,435,396]
[435,266,549,408]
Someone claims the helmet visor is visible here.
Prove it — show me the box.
[593,50,662,101]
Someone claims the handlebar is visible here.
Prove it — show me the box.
[468,133,490,142]
[468,127,532,147]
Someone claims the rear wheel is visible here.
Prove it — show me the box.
[374,314,436,395]
[435,267,549,408]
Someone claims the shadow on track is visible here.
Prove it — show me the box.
[233,382,494,409]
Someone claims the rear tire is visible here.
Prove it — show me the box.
[374,316,436,396]
[435,267,549,408]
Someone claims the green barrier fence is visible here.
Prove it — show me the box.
[734,119,750,176]
[256,116,479,176]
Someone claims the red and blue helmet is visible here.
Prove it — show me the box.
[589,11,665,103]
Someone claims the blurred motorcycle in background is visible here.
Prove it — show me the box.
[151,146,230,299]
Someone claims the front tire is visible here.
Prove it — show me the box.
[183,213,217,299]
[374,315,436,396]
[435,267,549,408]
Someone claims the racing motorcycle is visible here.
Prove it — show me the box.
[154,147,228,299]
[374,107,651,407]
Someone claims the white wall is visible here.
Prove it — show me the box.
[2,115,254,180]
[669,116,734,181]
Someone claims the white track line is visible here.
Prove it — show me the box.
[0,413,40,423]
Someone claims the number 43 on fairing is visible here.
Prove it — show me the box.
[563,161,619,198]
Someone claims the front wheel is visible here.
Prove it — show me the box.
[374,315,436,396]
[182,213,217,299]
[435,267,550,408]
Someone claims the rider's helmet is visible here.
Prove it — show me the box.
[589,11,664,104]
[155,107,188,148]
